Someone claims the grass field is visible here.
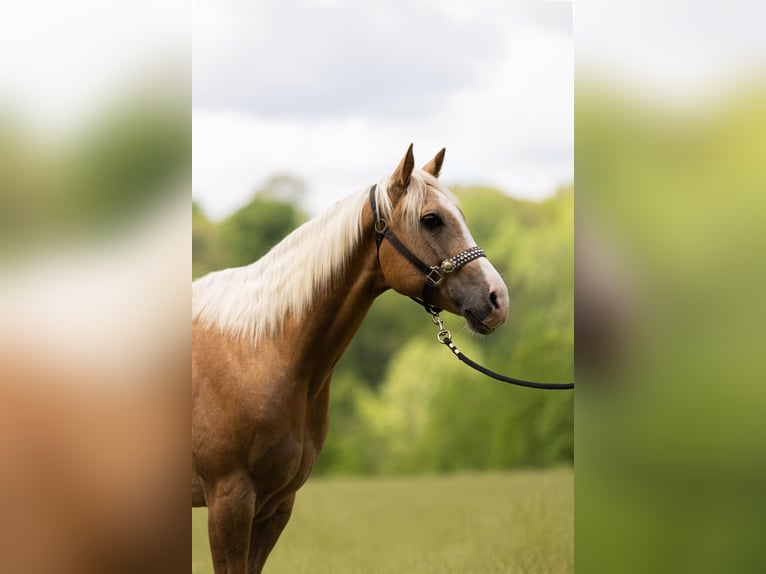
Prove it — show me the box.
[192,467,573,574]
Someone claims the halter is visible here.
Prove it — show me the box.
[370,183,574,390]
[369,184,487,314]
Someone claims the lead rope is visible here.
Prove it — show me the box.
[429,310,575,390]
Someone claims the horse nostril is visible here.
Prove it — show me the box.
[489,290,500,310]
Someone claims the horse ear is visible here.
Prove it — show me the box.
[389,143,415,197]
[422,148,446,178]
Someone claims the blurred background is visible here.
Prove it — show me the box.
[193,0,573,218]
[576,1,766,573]
[14,0,766,572]
[0,1,188,573]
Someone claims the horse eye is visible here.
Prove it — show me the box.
[420,214,443,230]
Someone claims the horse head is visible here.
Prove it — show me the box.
[373,144,509,334]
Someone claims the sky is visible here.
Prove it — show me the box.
[192,0,574,218]
[577,0,766,106]
[0,0,186,134]
[2,1,763,218]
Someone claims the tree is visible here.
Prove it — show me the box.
[192,201,223,278]
[217,194,307,268]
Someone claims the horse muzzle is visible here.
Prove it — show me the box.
[460,276,509,334]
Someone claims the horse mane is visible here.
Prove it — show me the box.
[192,170,454,344]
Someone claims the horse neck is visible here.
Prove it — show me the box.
[277,209,385,390]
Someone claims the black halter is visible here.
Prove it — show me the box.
[369,184,487,314]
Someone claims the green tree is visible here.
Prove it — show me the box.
[217,193,307,268]
[65,96,190,226]
[192,201,223,278]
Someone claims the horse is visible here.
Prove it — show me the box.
[191,145,510,574]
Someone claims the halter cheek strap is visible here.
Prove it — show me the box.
[369,184,487,313]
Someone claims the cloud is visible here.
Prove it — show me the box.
[192,0,574,218]
[577,0,766,100]
[1,0,186,131]
[193,0,505,118]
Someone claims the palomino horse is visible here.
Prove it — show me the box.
[192,145,509,573]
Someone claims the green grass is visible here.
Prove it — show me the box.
[192,467,573,574]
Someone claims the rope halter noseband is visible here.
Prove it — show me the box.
[369,184,487,313]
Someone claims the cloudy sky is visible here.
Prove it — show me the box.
[577,0,766,102]
[3,1,762,220]
[192,0,574,218]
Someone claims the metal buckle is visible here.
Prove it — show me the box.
[374,219,388,234]
[425,266,444,286]
[431,312,452,343]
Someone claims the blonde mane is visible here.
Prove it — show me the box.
[192,170,455,343]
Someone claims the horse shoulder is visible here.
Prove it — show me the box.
[192,322,318,477]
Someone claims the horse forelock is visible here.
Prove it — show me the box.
[192,170,457,344]
[374,170,458,231]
